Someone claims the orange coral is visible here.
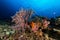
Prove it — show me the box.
[30,22,35,29]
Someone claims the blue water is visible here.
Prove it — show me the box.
[0,0,60,19]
